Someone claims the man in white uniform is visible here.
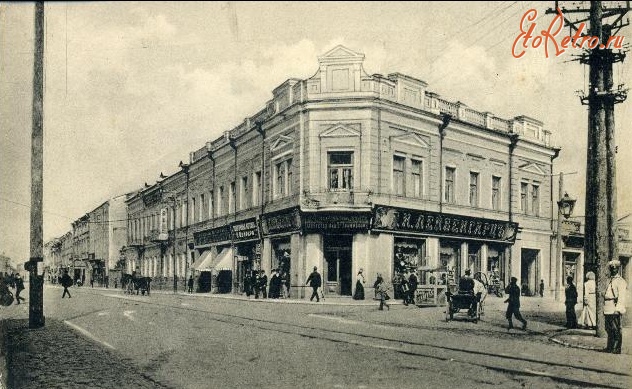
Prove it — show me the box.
[603,260,627,354]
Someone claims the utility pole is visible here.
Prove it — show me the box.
[27,1,45,329]
[547,1,629,337]
[555,173,564,302]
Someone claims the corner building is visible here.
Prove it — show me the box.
[129,46,558,300]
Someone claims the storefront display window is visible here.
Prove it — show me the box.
[393,238,425,298]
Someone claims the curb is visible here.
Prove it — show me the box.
[548,332,603,351]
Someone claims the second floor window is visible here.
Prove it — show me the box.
[444,167,456,203]
[412,159,423,197]
[229,182,236,214]
[253,171,261,206]
[532,184,540,216]
[492,176,501,210]
[469,172,479,207]
[521,182,529,213]
[191,197,197,223]
[274,159,293,198]
[208,191,213,220]
[328,151,353,191]
[240,176,249,210]
[393,155,405,196]
[217,187,224,217]
[199,194,205,221]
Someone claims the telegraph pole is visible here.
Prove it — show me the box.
[28,1,46,329]
[547,1,629,337]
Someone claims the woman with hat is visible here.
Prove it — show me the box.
[579,271,596,329]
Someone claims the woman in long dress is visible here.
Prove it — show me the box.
[353,268,365,300]
[580,271,596,329]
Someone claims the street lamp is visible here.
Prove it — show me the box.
[555,189,576,301]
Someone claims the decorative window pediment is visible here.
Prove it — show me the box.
[270,135,294,151]
[519,162,546,175]
[320,124,361,138]
[390,133,430,148]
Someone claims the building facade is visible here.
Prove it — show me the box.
[124,46,558,301]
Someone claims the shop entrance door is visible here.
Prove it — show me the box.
[521,249,539,296]
[324,235,353,296]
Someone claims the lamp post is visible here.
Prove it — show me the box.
[555,174,576,301]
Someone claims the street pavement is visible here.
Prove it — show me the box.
[1,284,630,389]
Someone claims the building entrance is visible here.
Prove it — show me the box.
[324,235,353,296]
[521,248,539,296]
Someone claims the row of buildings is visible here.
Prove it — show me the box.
[43,46,631,302]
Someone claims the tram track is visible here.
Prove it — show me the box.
[77,290,630,389]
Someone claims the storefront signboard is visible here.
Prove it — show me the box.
[373,206,519,243]
[302,212,371,233]
[231,218,260,242]
[194,225,231,246]
[261,208,301,235]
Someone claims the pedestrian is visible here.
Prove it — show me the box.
[564,276,578,329]
[114,278,118,289]
[254,271,261,299]
[306,266,322,302]
[407,270,418,306]
[504,276,527,330]
[400,271,410,305]
[579,271,596,329]
[90,277,94,288]
[376,276,391,311]
[244,272,252,297]
[188,275,194,293]
[14,274,26,305]
[539,279,545,297]
[270,269,281,299]
[61,270,73,298]
[471,273,486,317]
[353,268,365,300]
[259,270,268,299]
[602,260,627,354]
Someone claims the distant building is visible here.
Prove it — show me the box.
[125,46,558,300]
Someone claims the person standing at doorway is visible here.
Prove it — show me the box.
[306,266,322,302]
[187,275,194,294]
[603,260,627,354]
[14,274,25,304]
[564,276,578,329]
[61,270,73,298]
[505,277,527,330]
[407,271,419,306]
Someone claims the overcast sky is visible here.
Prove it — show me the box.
[1,1,630,264]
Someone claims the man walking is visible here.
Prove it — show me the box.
[505,277,527,331]
[306,266,322,302]
[14,274,26,304]
[61,270,73,298]
[603,260,627,354]
[407,271,418,306]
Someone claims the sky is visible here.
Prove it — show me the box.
[1,1,630,265]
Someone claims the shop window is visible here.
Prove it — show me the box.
[492,176,501,210]
[393,155,405,195]
[444,167,456,203]
[394,238,425,291]
[328,152,354,191]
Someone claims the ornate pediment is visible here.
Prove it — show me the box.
[390,132,430,149]
[270,135,294,151]
[318,45,365,61]
[519,162,546,175]
[320,124,361,138]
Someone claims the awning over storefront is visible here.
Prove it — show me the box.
[193,248,234,272]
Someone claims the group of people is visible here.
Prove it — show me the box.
[0,272,26,305]
[245,269,290,299]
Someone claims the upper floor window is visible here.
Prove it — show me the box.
[393,155,405,196]
[253,171,262,206]
[328,152,353,191]
[217,186,224,217]
[208,191,214,220]
[240,176,249,210]
[444,167,456,203]
[411,159,423,197]
[492,176,501,210]
[520,182,529,213]
[274,159,293,198]
[191,197,197,223]
[229,182,236,214]
[532,184,540,216]
[469,172,479,207]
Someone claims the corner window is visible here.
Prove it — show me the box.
[328,152,354,191]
